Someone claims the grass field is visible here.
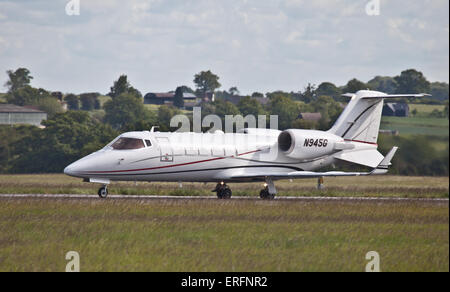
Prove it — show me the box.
[380,116,449,136]
[0,174,448,198]
[0,198,447,272]
[409,104,446,117]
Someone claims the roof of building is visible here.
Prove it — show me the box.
[298,112,322,121]
[254,97,270,105]
[0,104,46,114]
[145,92,198,99]
[146,93,174,99]
[183,93,197,99]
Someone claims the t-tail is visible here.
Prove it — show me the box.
[328,90,429,145]
[326,90,429,169]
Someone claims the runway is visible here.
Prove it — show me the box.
[0,194,448,203]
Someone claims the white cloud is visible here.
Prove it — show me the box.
[0,0,448,94]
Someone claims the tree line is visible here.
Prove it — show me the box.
[0,67,448,175]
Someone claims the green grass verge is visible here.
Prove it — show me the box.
[0,199,447,271]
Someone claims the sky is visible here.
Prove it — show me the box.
[0,0,448,95]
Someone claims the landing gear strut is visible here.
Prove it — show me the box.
[98,185,108,198]
[213,182,232,199]
[317,177,324,190]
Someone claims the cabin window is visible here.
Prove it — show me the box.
[145,140,152,147]
[111,138,145,150]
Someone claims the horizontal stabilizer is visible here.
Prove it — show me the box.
[361,94,430,99]
[341,93,430,99]
[334,149,384,168]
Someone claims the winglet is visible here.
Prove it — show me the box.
[371,147,398,175]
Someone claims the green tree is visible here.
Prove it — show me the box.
[299,83,316,103]
[213,99,241,118]
[430,82,449,102]
[108,75,142,99]
[194,70,221,96]
[367,76,398,94]
[266,91,294,100]
[5,86,63,117]
[80,92,100,111]
[0,125,39,173]
[342,79,370,93]
[252,92,264,98]
[173,87,185,108]
[10,111,118,173]
[394,69,431,94]
[179,85,195,94]
[104,93,150,129]
[229,87,240,96]
[315,82,342,101]
[157,105,182,132]
[268,95,300,130]
[65,94,80,110]
[237,96,266,117]
[4,68,33,93]
[6,86,46,106]
[310,96,343,130]
[34,97,64,118]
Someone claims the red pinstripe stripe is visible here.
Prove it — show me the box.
[344,139,378,146]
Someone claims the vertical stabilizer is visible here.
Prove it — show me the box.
[328,90,429,144]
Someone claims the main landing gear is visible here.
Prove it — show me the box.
[260,178,277,200]
[259,187,275,200]
[98,185,108,198]
[213,182,232,199]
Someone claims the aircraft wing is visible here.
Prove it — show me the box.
[230,147,398,180]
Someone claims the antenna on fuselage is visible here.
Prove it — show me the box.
[150,126,159,133]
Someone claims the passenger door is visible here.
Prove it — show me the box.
[156,137,174,163]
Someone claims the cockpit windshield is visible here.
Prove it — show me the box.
[111,137,145,150]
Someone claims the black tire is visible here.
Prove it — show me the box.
[260,189,275,200]
[216,190,223,199]
[260,189,268,199]
[222,188,232,199]
[98,187,108,199]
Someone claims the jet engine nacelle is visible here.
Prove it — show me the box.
[278,129,342,160]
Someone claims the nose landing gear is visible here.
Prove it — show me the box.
[98,185,108,198]
[213,182,232,199]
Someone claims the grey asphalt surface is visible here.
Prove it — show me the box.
[0,194,448,203]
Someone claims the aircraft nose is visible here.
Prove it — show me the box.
[64,160,83,177]
[64,165,73,176]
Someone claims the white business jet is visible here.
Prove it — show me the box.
[64,90,427,199]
